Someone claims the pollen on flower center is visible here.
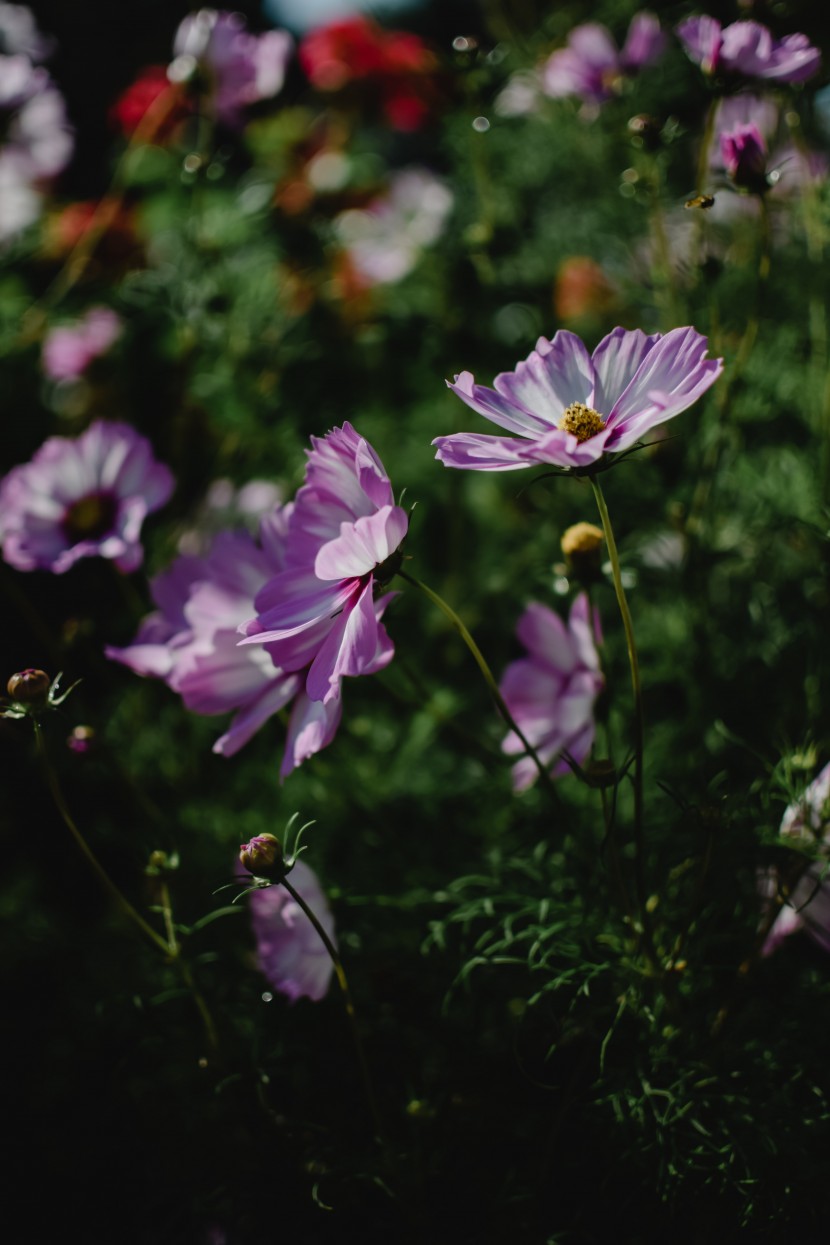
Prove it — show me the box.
[63,492,118,542]
[558,402,606,443]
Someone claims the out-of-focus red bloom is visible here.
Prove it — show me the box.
[42,198,140,271]
[109,66,187,139]
[299,16,438,132]
[554,256,619,326]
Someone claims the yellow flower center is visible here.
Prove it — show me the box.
[558,402,606,443]
[63,492,117,542]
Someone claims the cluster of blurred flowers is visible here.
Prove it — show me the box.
[0,2,72,242]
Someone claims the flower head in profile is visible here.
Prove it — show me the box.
[542,12,666,109]
[107,506,305,761]
[761,763,830,957]
[434,326,722,474]
[0,420,173,573]
[246,859,335,1002]
[169,9,292,128]
[500,594,603,792]
[240,422,407,711]
[676,16,820,85]
[42,306,121,381]
[720,122,771,194]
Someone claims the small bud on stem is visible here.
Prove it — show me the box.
[239,833,285,880]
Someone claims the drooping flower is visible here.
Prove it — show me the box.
[41,306,121,381]
[246,859,336,1002]
[168,9,292,128]
[542,12,666,108]
[0,421,173,574]
[240,423,406,712]
[107,508,304,760]
[761,763,830,957]
[433,326,723,473]
[676,16,820,85]
[333,167,453,287]
[720,122,770,194]
[299,15,438,131]
[500,594,603,792]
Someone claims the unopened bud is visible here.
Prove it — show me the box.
[561,523,604,582]
[239,833,284,880]
[7,668,51,708]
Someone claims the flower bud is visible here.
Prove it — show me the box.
[239,833,284,880]
[720,123,769,195]
[561,523,604,582]
[7,668,51,708]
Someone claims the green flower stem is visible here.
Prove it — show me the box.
[400,571,560,801]
[691,97,718,278]
[646,154,680,329]
[686,195,770,541]
[34,719,172,958]
[278,875,386,1148]
[588,478,654,958]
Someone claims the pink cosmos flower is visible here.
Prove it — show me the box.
[676,16,820,84]
[500,594,603,792]
[0,420,173,573]
[543,12,666,107]
[433,326,723,473]
[41,306,121,381]
[239,422,406,710]
[720,122,770,194]
[107,508,305,759]
[762,763,830,956]
[246,859,335,1002]
[169,9,292,128]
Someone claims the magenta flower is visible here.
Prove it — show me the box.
[720,122,770,194]
[41,306,121,381]
[246,859,335,1002]
[0,420,173,573]
[500,594,603,792]
[107,508,304,759]
[761,763,830,957]
[433,326,723,474]
[542,13,666,107]
[676,16,820,84]
[240,423,407,709]
[169,9,292,128]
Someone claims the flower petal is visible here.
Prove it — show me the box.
[314,504,407,580]
[604,326,722,450]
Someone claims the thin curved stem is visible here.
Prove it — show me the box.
[686,194,770,540]
[399,570,561,802]
[279,875,386,1148]
[588,479,655,963]
[34,719,172,957]
[20,82,184,333]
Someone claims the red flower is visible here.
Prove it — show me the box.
[110,66,186,139]
[299,16,438,131]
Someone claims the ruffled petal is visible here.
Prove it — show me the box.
[604,327,722,450]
